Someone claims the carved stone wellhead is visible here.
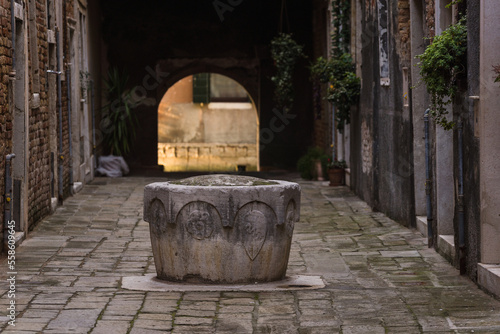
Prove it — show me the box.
[143,174,301,283]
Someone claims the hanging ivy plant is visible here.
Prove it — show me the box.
[310,54,360,131]
[331,0,351,56]
[270,33,305,111]
[416,16,467,130]
[307,0,359,131]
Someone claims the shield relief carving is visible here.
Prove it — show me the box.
[236,202,276,261]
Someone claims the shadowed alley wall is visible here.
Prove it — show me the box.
[350,0,415,227]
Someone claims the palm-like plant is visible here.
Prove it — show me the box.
[102,68,139,156]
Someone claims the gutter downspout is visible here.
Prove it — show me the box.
[9,0,16,107]
[424,108,434,247]
[332,105,336,162]
[90,79,96,172]
[4,154,15,252]
[10,0,15,71]
[66,65,73,193]
[457,119,466,274]
[56,27,64,204]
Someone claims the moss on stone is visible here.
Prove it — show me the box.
[170,174,278,187]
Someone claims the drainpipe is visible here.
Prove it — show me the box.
[10,0,15,71]
[457,119,466,274]
[9,0,16,97]
[424,109,434,247]
[332,105,336,161]
[4,154,15,252]
[66,65,73,193]
[90,79,96,168]
[56,27,64,204]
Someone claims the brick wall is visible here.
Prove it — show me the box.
[27,0,51,227]
[61,1,71,198]
[397,0,411,65]
[311,0,331,154]
[425,0,436,38]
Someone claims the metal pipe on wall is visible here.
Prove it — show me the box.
[56,27,64,204]
[4,154,16,252]
[457,119,466,274]
[332,105,336,162]
[66,65,73,193]
[91,79,96,168]
[10,0,15,71]
[424,108,434,247]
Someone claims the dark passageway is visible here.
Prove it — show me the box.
[100,0,317,169]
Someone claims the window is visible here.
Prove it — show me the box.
[193,73,250,103]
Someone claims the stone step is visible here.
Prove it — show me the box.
[478,264,500,298]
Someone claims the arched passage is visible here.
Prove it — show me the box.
[158,73,259,172]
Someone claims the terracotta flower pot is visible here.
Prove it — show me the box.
[328,168,345,186]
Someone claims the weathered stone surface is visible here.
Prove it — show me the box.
[143,174,301,283]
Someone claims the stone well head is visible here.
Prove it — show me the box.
[143,174,301,284]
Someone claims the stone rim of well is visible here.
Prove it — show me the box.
[168,174,282,187]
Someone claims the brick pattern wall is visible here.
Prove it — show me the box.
[28,0,51,226]
[0,0,14,230]
[397,0,411,65]
[425,0,436,38]
[311,0,331,154]
[62,0,75,198]
[0,0,76,233]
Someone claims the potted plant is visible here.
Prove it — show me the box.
[327,159,347,186]
[96,68,139,177]
[297,147,329,180]
[101,67,139,157]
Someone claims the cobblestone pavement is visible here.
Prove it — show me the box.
[1,175,500,333]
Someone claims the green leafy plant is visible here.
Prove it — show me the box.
[102,68,139,156]
[331,0,351,56]
[493,64,500,83]
[270,33,305,111]
[446,0,463,8]
[328,158,347,169]
[297,147,329,180]
[416,16,467,130]
[310,54,360,131]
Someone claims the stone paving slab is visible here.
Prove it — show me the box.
[0,175,500,333]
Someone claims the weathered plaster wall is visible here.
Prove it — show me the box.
[479,0,500,265]
[459,0,480,280]
[351,0,415,227]
[158,102,259,172]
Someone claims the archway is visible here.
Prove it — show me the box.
[158,73,259,172]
